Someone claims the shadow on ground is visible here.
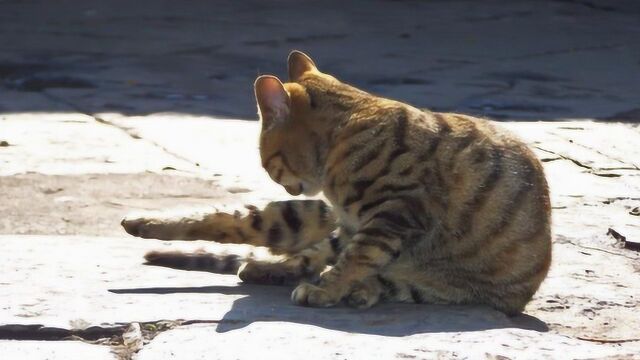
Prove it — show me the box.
[109,283,548,336]
[1,0,639,121]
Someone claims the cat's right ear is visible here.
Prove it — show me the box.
[254,75,290,131]
[288,50,317,81]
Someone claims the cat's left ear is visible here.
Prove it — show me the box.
[254,75,290,131]
[288,50,317,81]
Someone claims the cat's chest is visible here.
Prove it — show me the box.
[322,178,360,233]
[329,202,360,235]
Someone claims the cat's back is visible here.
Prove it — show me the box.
[326,100,551,311]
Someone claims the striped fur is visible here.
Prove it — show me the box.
[122,50,552,315]
[144,250,243,274]
[122,200,336,256]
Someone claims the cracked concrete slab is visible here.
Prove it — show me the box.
[2,234,638,358]
[0,113,196,176]
[0,173,235,236]
[1,116,639,358]
[0,340,117,360]
[0,235,247,327]
[505,121,640,171]
[104,114,290,201]
[136,323,639,360]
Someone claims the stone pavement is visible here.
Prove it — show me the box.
[1,0,640,359]
[1,116,639,359]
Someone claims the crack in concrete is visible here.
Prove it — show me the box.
[39,91,207,175]
[534,146,639,177]
[561,239,639,260]
[0,319,227,360]
[576,336,640,344]
[600,196,640,204]
[548,131,640,170]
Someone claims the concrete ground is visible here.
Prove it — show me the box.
[1,0,639,359]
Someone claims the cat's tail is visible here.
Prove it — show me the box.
[143,249,247,274]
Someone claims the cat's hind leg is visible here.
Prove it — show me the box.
[122,199,336,256]
[372,264,475,307]
[343,270,471,309]
[238,232,345,285]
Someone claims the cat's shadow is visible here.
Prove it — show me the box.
[109,283,548,336]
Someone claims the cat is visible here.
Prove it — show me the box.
[122,50,552,314]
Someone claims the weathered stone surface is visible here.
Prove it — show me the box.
[0,340,116,360]
[0,173,230,236]
[0,235,245,327]
[0,113,196,176]
[106,114,288,201]
[137,323,638,360]
[1,117,639,358]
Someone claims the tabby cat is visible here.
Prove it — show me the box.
[122,50,552,314]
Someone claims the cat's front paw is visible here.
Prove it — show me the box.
[291,283,339,307]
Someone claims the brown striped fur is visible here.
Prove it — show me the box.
[122,51,551,314]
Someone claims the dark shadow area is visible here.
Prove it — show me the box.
[0,0,639,121]
[109,283,549,336]
[0,323,125,341]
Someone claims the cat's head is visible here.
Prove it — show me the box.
[254,51,332,196]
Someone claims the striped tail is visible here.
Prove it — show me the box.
[143,249,246,274]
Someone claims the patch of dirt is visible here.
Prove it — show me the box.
[0,173,237,236]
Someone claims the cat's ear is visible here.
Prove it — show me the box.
[288,50,317,81]
[254,75,290,131]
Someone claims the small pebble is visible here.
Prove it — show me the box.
[227,186,252,194]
